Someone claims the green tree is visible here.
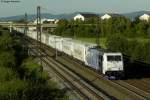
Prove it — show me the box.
[0,67,18,82]
[0,51,15,68]
[134,20,149,37]
[106,34,128,53]
[0,31,14,51]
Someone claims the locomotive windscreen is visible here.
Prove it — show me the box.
[107,56,121,61]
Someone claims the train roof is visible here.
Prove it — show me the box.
[72,39,97,46]
[89,48,122,55]
[44,34,122,55]
[47,34,97,46]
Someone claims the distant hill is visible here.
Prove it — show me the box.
[0,13,78,21]
[122,11,150,21]
[0,11,150,21]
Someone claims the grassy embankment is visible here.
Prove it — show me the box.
[76,37,150,49]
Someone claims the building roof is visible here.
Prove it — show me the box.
[79,13,98,18]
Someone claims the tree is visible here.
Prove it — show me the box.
[0,27,67,99]
[134,20,149,37]
[21,57,50,83]
[0,31,14,51]
[0,67,18,82]
[106,34,128,53]
[0,51,15,68]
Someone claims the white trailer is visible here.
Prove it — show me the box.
[29,31,37,40]
[72,42,85,61]
[72,40,97,63]
[62,39,73,56]
[48,36,56,48]
[41,33,46,44]
[45,33,50,45]
[54,37,63,51]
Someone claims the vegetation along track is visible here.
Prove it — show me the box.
[27,37,149,100]
[28,41,107,99]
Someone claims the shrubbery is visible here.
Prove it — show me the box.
[54,18,150,38]
[0,27,67,100]
[107,34,150,63]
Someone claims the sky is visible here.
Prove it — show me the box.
[0,0,150,17]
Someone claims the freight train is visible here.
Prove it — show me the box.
[15,28,124,79]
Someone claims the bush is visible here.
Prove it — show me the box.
[106,34,128,53]
[0,31,13,50]
[0,67,18,82]
[0,51,15,68]
[23,84,67,100]
[0,28,67,100]
[0,79,27,100]
[21,58,43,82]
[131,42,150,63]
[107,34,150,63]
[21,58,49,83]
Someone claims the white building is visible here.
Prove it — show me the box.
[74,13,98,21]
[101,14,112,20]
[101,13,123,20]
[139,14,150,21]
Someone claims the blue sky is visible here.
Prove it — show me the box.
[0,0,150,17]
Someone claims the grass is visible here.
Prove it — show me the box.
[128,38,150,43]
[75,37,107,48]
[75,37,150,49]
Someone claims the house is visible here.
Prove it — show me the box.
[101,13,123,20]
[74,13,98,21]
[139,14,150,21]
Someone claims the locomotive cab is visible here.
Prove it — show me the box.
[102,53,124,79]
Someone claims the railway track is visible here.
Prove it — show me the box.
[43,56,107,100]
[124,79,150,93]
[29,43,108,100]
[25,35,150,100]
[113,80,150,99]
[42,59,94,100]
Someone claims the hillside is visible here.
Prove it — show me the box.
[0,11,150,21]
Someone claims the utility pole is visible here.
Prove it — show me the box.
[23,13,29,55]
[37,6,42,46]
[37,6,42,65]
[24,13,28,37]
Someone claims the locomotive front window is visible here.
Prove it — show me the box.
[107,56,121,61]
